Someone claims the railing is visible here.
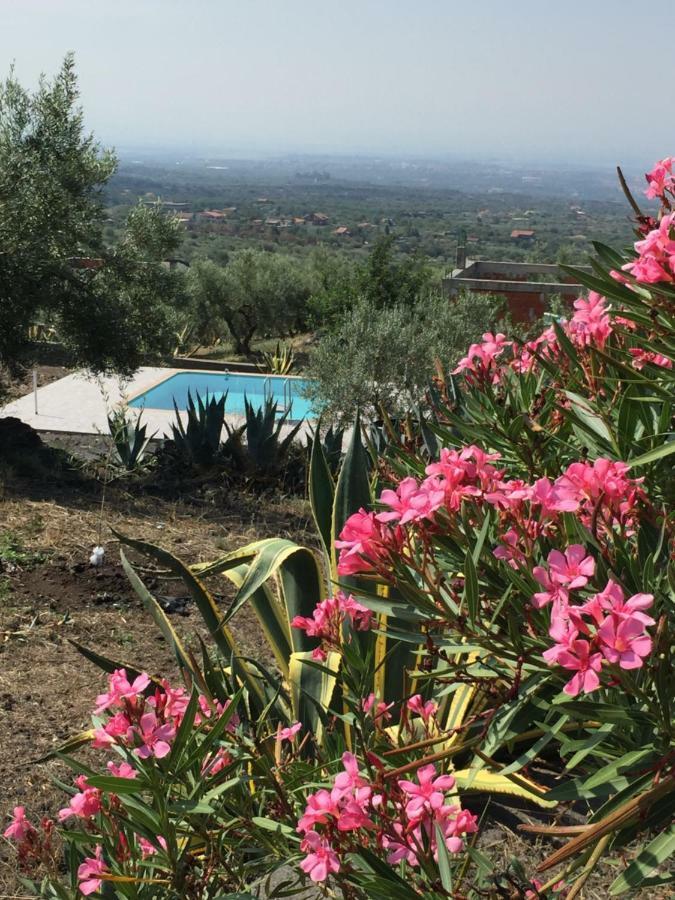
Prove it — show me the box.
[283,378,293,417]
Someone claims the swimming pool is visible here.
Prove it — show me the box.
[128,371,316,420]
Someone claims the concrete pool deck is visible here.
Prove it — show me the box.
[0,367,315,440]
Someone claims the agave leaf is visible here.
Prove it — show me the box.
[309,419,335,560]
[453,769,556,808]
[276,547,325,654]
[288,650,341,741]
[118,536,266,709]
[221,562,293,677]
[119,547,194,678]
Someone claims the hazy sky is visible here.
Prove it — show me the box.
[1,0,673,164]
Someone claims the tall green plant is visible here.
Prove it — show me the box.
[169,390,226,467]
[222,396,303,480]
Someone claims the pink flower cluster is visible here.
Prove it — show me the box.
[644,156,675,201]
[622,211,675,284]
[534,546,654,695]
[292,591,374,659]
[452,332,510,384]
[92,669,238,760]
[337,448,645,579]
[297,753,478,882]
[453,293,617,383]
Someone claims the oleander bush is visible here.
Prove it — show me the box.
[4,158,674,899]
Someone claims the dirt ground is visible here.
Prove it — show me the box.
[0,463,314,895]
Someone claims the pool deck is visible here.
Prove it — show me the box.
[0,367,314,440]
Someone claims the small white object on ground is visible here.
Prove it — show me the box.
[90,545,105,567]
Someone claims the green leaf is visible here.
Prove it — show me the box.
[86,775,148,795]
[119,546,194,678]
[251,816,297,838]
[463,549,479,625]
[628,440,675,467]
[309,418,335,559]
[67,640,151,683]
[435,823,454,891]
[609,824,675,895]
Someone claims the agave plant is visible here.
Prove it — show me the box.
[306,420,345,477]
[169,390,226,467]
[107,406,155,471]
[111,415,552,810]
[257,341,295,375]
[222,396,304,480]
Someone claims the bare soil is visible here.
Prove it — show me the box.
[0,464,314,895]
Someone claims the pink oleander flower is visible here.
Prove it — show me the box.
[292,591,373,658]
[547,545,595,589]
[129,711,175,759]
[91,711,132,749]
[629,348,673,370]
[106,760,137,779]
[568,292,612,349]
[3,806,36,843]
[77,845,109,896]
[377,476,444,524]
[645,157,675,199]
[623,212,675,284]
[531,566,569,610]
[493,528,527,569]
[407,694,438,723]
[278,721,302,742]
[361,692,394,723]
[531,476,579,514]
[155,683,190,722]
[453,332,509,383]
[201,747,232,777]
[297,789,340,833]
[598,616,653,669]
[543,634,602,696]
[333,752,368,795]
[398,764,456,822]
[138,835,168,858]
[299,831,340,882]
[94,669,150,714]
[58,778,102,822]
[335,509,401,575]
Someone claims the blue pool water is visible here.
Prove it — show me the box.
[128,371,316,420]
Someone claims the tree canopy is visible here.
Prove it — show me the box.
[0,54,182,377]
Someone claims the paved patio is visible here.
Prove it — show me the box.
[0,367,314,441]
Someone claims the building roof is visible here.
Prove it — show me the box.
[333,226,350,235]
[511,229,535,238]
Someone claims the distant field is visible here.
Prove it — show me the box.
[103,154,641,272]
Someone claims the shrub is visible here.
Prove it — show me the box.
[306,290,503,422]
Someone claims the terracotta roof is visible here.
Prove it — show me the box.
[511,229,535,238]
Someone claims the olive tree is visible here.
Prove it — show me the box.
[306,290,504,422]
[0,54,182,378]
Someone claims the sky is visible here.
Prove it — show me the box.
[1,0,673,165]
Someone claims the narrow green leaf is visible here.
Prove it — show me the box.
[609,824,675,895]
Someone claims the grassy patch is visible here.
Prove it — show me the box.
[0,528,47,569]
